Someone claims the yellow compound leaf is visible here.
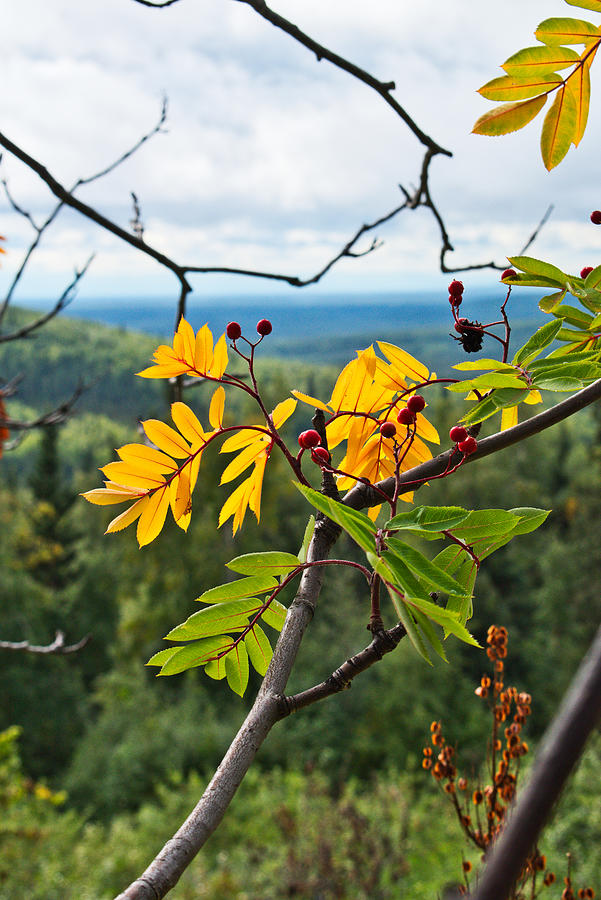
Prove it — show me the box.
[143,419,192,458]
[137,486,171,547]
[473,95,547,136]
[209,386,225,430]
[540,84,577,170]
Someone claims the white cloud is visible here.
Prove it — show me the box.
[2,0,600,301]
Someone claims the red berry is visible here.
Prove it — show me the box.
[407,394,426,414]
[448,280,464,298]
[298,429,321,450]
[501,268,517,280]
[311,446,331,466]
[449,293,462,307]
[454,318,469,332]
[226,321,242,340]
[256,318,272,335]
[397,407,415,426]
[591,211,601,225]
[458,436,478,455]
[380,421,396,438]
[449,425,468,443]
[581,266,594,279]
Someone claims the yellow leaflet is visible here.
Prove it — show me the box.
[189,448,203,493]
[415,412,440,445]
[210,333,229,379]
[221,427,266,453]
[326,414,355,451]
[194,324,213,374]
[81,487,143,506]
[564,0,601,11]
[143,419,192,459]
[367,504,382,523]
[101,462,166,490]
[220,439,267,484]
[501,405,519,431]
[170,470,192,528]
[272,397,297,428]
[118,444,178,472]
[171,402,206,445]
[567,46,595,146]
[345,417,377,472]
[373,357,408,394]
[377,342,429,383]
[219,475,254,534]
[334,351,377,412]
[534,17,600,46]
[402,434,432,465]
[290,390,331,413]
[137,486,171,547]
[137,363,190,379]
[541,84,577,170]
[177,317,196,366]
[248,454,268,520]
[502,45,580,77]
[111,455,173,479]
[329,359,357,411]
[525,390,543,405]
[473,95,547,137]
[106,496,149,534]
[209,386,225,429]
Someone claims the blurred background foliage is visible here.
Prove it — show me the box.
[0,308,600,897]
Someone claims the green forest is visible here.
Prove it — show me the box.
[1,306,600,898]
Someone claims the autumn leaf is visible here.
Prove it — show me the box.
[137,317,229,381]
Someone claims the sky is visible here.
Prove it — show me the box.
[3,0,601,306]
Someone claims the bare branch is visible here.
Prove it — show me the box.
[234,0,451,157]
[0,255,94,344]
[130,0,183,6]
[518,203,554,257]
[0,382,86,433]
[470,623,601,900]
[0,630,90,655]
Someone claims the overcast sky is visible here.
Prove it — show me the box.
[3,0,601,305]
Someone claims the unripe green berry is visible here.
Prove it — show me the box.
[298,429,321,449]
[449,425,468,443]
[407,394,426,414]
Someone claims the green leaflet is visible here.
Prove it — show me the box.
[403,595,480,647]
[146,646,181,668]
[531,375,584,391]
[153,636,233,677]
[166,599,260,641]
[512,318,565,366]
[261,599,288,631]
[379,550,431,602]
[508,255,567,284]
[541,84,578,170]
[412,608,448,662]
[478,73,562,101]
[295,484,376,553]
[564,0,601,14]
[472,95,547,136]
[244,625,272,677]
[502,44,581,76]
[385,584,433,664]
[535,16,600,45]
[225,641,249,696]
[446,372,527,392]
[451,509,523,541]
[539,290,567,312]
[386,505,469,534]
[385,537,468,596]
[453,359,517,371]
[584,265,601,291]
[196,575,278,604]
[227,551,301,576]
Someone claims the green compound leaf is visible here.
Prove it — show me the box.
[245,625,272,677]
[196,575,278,604]
[386,505,470,534]
[295,484,376,553]
[535,16,600,45]
[227,551,301,576]
[473,94,547,136]
[513,318,565,366]
[508,256,568,284]
[502,44,581,76]
[385,538,469,596]
[478,73,563,101]
[225,641,249,696]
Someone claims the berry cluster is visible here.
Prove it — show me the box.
[225,318,273,342]
[449,425,477,456]
[396,394,426,427]
[297,429,330,466]
[448,280,464,307]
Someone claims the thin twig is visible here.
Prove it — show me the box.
[0,630,90,655]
